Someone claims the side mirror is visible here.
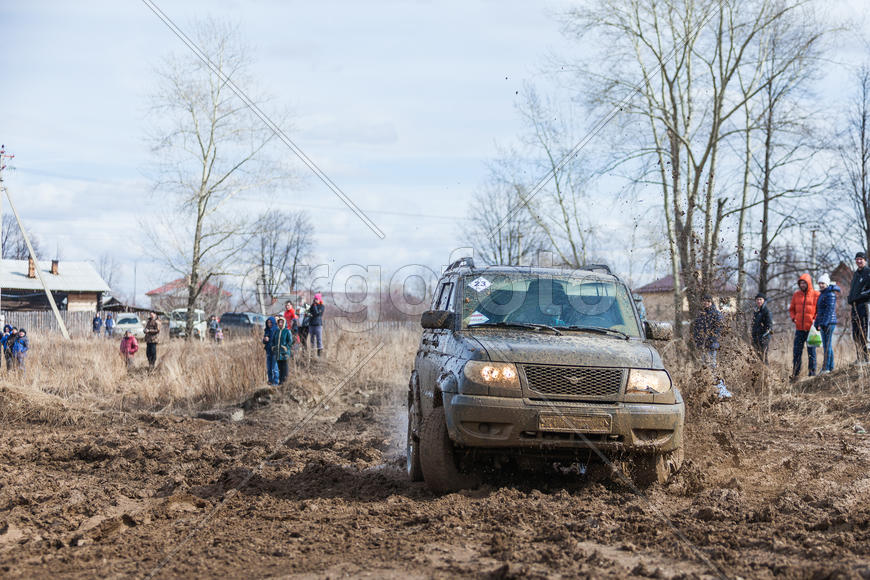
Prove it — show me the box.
[421,310,455,330]
[644,320,673,341]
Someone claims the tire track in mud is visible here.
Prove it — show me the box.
[0,380,869,579]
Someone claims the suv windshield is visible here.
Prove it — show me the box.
[461,272,641,337]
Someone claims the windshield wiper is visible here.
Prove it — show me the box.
[560,325,630,340]
[469,321,562,335]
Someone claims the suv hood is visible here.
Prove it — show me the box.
[468,329,657,369]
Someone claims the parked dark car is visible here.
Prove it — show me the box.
[218,312,266,338]
[406,258,683,493]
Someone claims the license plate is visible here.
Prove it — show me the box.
[538,414,611,433]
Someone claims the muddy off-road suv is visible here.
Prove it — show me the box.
[406,258,684,492]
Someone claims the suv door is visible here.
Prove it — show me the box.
[417,276,456,414]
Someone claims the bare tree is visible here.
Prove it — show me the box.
[2,214,43,260]
[516,85,598,267]
[97,253,119,291]
[563,0,823,331]
[751,15,827,295]
[840,65,870,253]
[147,19,293,338]
[249,209,314,308]
[462,155,545,266]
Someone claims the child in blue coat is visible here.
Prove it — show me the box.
[11,328,29,374]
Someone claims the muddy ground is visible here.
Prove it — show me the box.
[1,363,869,579]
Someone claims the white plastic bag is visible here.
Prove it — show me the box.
[808,325,822,347]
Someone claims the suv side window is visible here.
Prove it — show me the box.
[432,281,446,309]
[436,281,454,311]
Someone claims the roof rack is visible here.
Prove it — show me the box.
[579,264,612,275]
[445,256,476,272]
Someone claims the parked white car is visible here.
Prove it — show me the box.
[169,308,207,340]
[113,314,145,339]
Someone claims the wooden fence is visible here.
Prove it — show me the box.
[0,311,118,338]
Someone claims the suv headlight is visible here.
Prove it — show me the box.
[464,361,520,388]
[626,369,672,394]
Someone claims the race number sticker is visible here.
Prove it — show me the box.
[468,311,489,325]
[468,277,491,292]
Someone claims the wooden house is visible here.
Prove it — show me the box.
[0,258,110,311]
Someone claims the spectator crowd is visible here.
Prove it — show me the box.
[692,250,870,392]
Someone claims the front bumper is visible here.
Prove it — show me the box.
[443,393,683,453]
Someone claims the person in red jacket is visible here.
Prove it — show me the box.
[119,330,139,371]
[789,273,819,379]
[283,301,298,325]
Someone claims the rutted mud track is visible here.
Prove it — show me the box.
[1,374,869,579]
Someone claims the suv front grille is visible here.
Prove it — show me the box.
[522,365,623,400]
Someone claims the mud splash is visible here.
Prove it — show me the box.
[1,369,869,578]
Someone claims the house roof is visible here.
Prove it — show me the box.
[0,260,110,293]
[146,277,232,297]
[634,274,737,294]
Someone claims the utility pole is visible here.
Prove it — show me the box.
[0,148,70,339]
[0,145,13,324]
[811,229,818,280]
[0,145,7,319]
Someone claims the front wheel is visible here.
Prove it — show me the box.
[630,447,684,487]
[420,407,478,493]
[406,402,423,481]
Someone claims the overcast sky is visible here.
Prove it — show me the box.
[2,1,869,306]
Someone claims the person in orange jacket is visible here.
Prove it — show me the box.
[789,273,819,379]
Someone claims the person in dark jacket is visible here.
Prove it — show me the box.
[298,302,310,346]
[751,294,773,363]
[92,314,103,336]
[143,312,160,367]
[262,316,279,385]
[848,251,870,362]
[307,293,325,357]
[12,328,29,374]
[272,316,294,385]
[208,315,220,342]
[692,295,723,367]
[815,274,841,373]
[1,325,14,370]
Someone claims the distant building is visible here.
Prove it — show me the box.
[634,274,738,320]
[146,277,231,314]
[0,258,110,312]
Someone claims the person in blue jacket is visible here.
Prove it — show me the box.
[815,273,841,373]
[1,325,14,370]
[262,316,279,386]
[11,328,29,374]
[104,314,115,339]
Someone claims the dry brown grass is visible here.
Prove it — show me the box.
[4,322,865,431]
[664,328,870,431]
[0,327,420,415]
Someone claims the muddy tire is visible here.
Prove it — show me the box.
[630,447,684,488]
[420,407,477,493]
[406,402,423,482]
